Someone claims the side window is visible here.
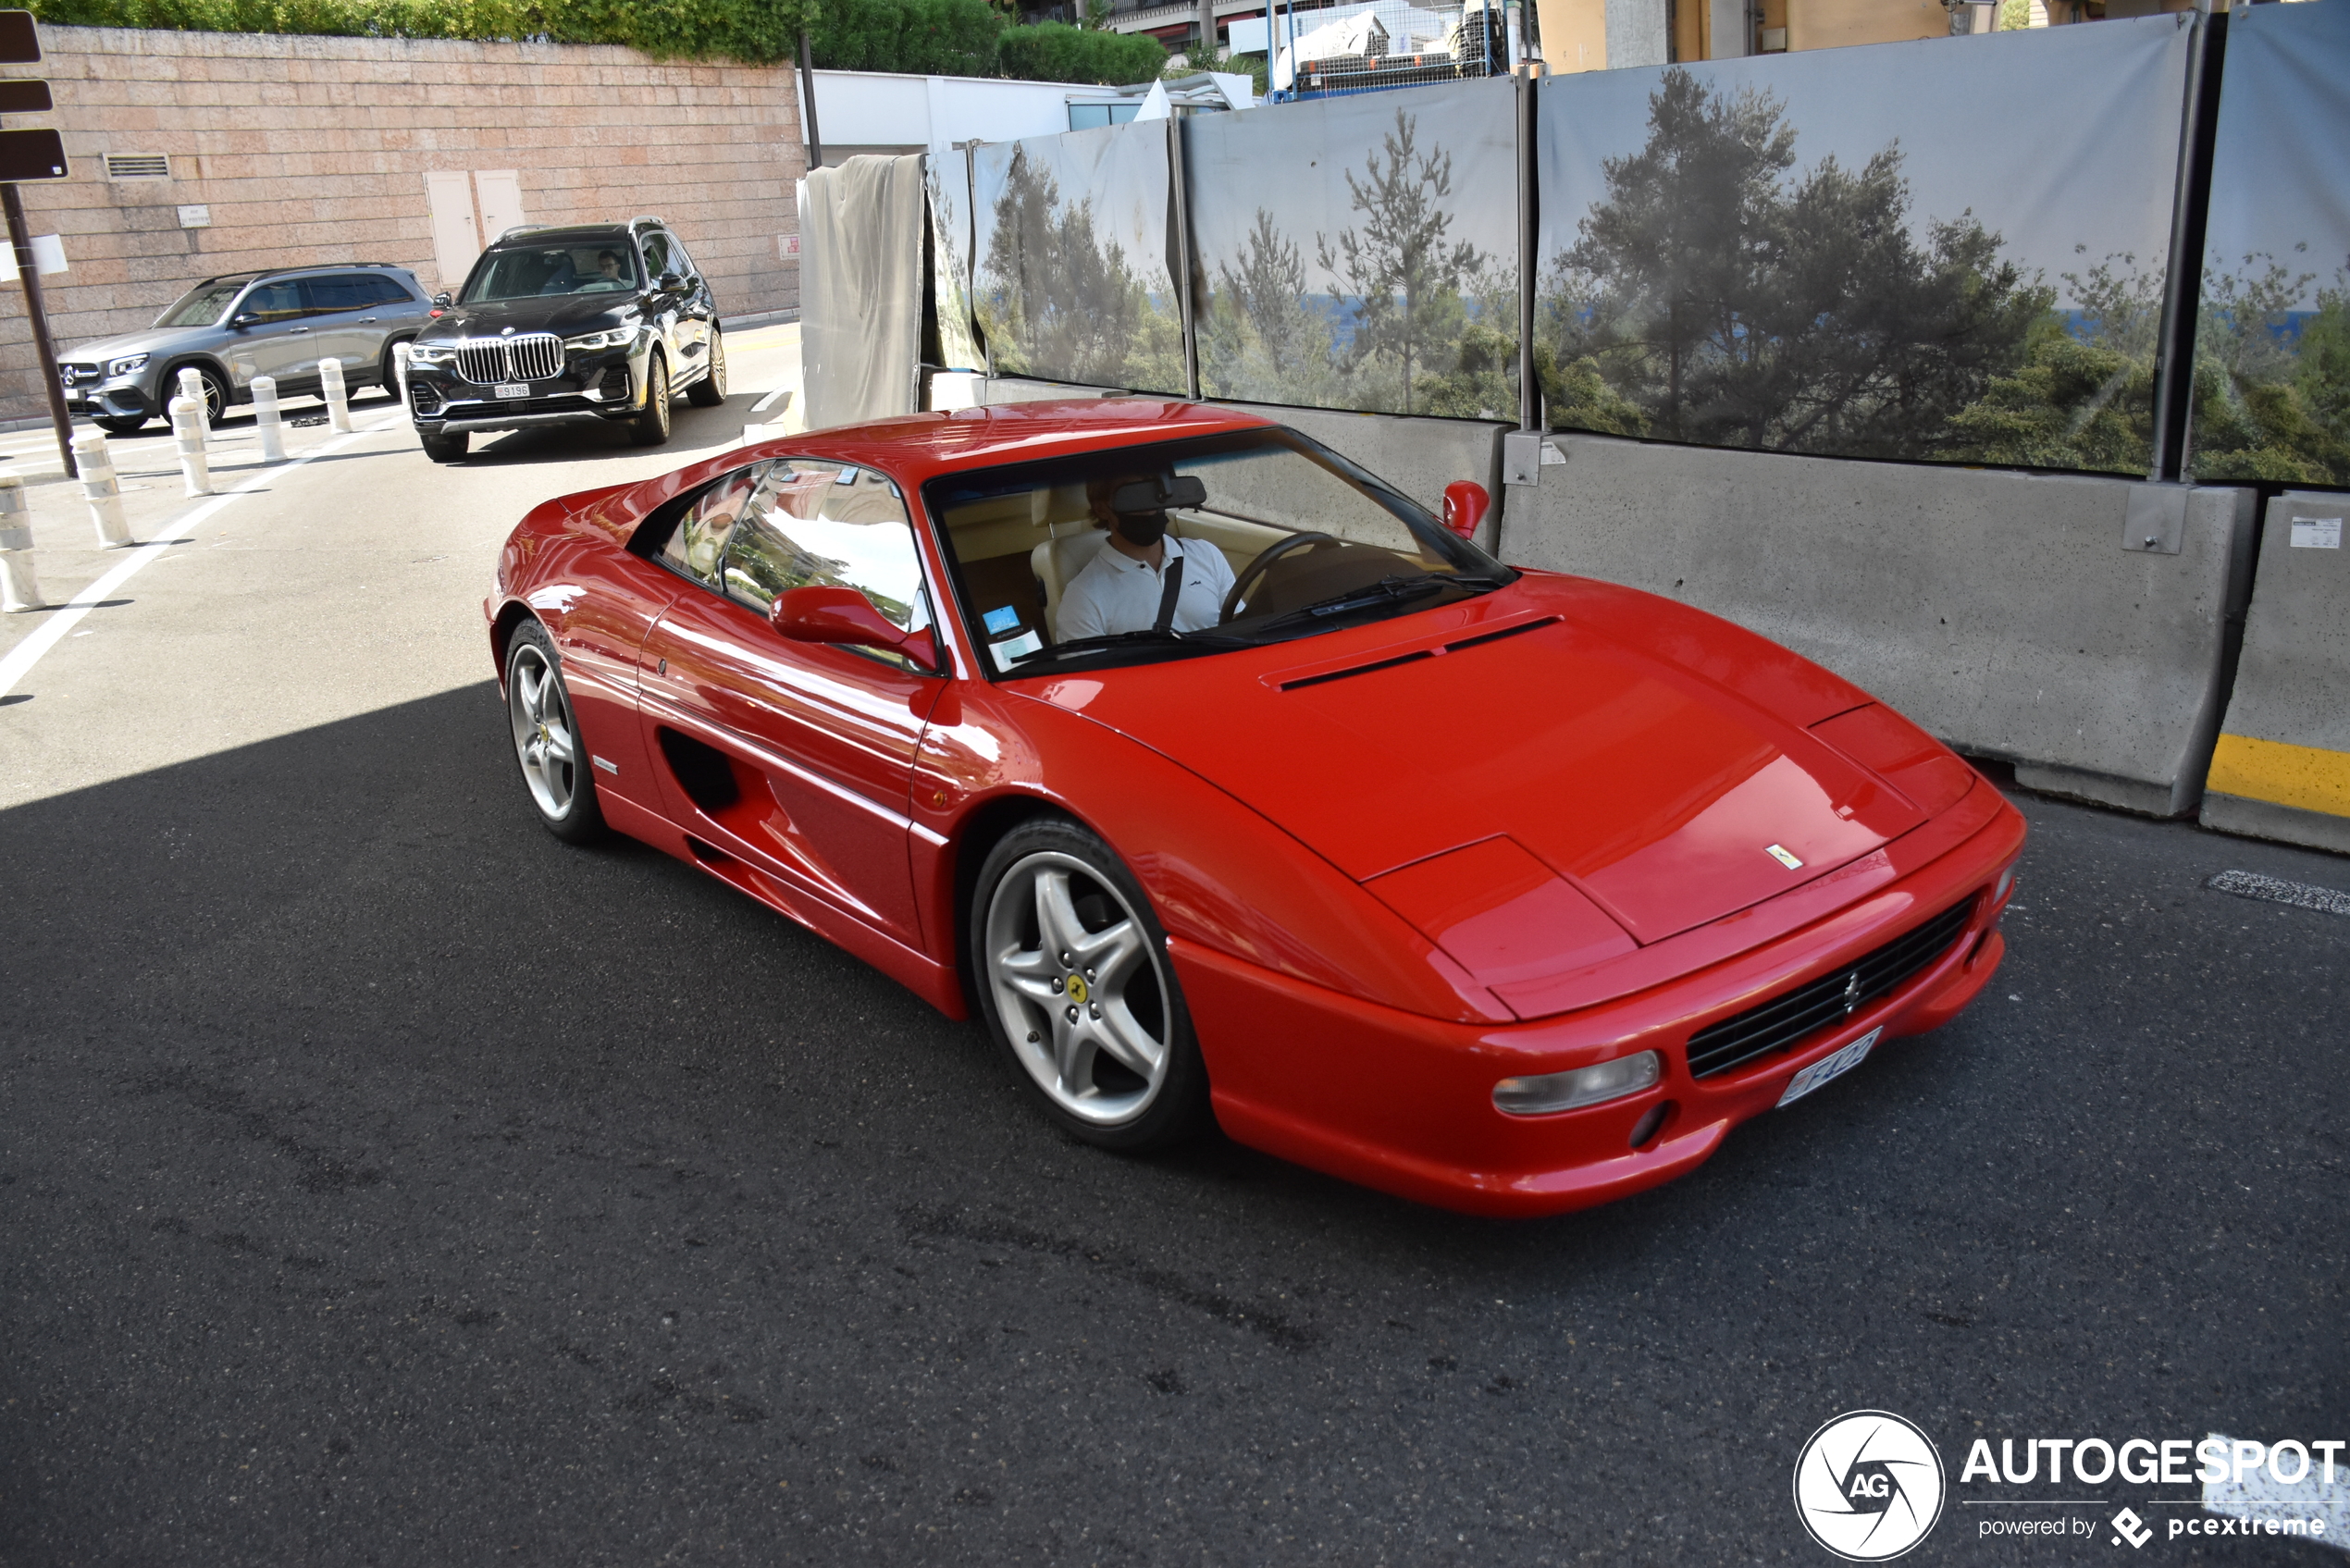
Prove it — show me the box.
[658,463,769,586]
[664,233,698,281]
[301,275,377,315]
[721,461,932,667]
[238,280,306,324]
[638,231,674,281]
[369,274,421,307]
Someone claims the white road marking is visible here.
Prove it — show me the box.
[2206,870,2350,917]
[749,384,794,414]
[0,417,405,700]
[2201,1433,2350,1553]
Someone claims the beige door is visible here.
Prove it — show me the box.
[474,170,526,247]
[425,170,479,292]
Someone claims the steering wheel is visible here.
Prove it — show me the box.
[1221,531,1341,623]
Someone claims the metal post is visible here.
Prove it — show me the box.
[0,470,42,611]
[797,30,825,173]
[251,373,286,462]
[1516,69,1540,433]
[2148,9,2226,483]
[320,355,352,432]
[1168,117,1202,401]
[70,426,130,547]
[2,181,78,480]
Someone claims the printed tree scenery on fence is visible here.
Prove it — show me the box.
[928,152,984,374]
[1536,19,2192,475]
[1185,80,1518,418]
[2187,0,2350,486]
[971,123,1185,394]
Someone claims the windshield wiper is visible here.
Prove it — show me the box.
[1008,627,1252,667]
[1240,573,1511,637]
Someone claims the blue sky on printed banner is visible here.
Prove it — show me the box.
[1538,17,2193,312]
[2203,0,2350,309]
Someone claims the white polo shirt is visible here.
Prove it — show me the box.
[1058,535,1238,640]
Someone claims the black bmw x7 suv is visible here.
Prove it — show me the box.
[405,216,727,463]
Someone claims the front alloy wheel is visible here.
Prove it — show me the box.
[686,328,728,407]
[505,621,604,844]
[629,353,672,447]
[974,820,1208,1150]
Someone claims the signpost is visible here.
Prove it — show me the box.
[0,9,75,479]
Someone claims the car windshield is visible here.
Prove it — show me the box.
[155,279,254,329]
[924,428,1514,676]
[462,243,638,303]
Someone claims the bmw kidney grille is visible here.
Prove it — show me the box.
[455,333,563,385]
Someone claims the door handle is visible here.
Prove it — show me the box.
[290,327,310,333]
[361,316,378,323]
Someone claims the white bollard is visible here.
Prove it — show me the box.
[177,366,215,449]
[70,428,134,548]
[392,340,412,406]
[0,472,43,612]
[251,374,287,463]
[321,356,352,433]
[169,393,213,497]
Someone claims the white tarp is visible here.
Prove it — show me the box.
[800,154,927,431]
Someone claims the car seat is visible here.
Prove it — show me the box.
[1031,527,1113,642]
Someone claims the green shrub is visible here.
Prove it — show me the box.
[812,0,1002,77]
[996,19,1164,84]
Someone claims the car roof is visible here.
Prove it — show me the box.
[197,263,413,288]
[487,225,636,249]
[784,399,1283,481]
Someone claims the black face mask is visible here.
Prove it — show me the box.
[1116,512,1169,549]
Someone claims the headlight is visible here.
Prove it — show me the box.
[1994,861,2019,903]
[106,353,149,377]
[407,342,454,364]
[563,328,632,353]
[1492,1051,1661,1117]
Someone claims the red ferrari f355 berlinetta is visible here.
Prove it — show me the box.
[487,399,2024,1217]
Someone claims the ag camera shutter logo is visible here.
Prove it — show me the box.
[1793,1410,1946,1560]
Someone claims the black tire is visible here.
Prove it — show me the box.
[686,328,728,407]
[378,336,414,396]
[630,352,673,447]
[420,430,467,463]
[95,414,148,437]
[503,620,606,846]
[969,816,1210,1153]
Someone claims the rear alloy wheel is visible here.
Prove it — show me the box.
[420,430,467,463]
[629,353,672,447]
[972,818,1209,1152]
[505,620,605,845]
[686,328,728,407]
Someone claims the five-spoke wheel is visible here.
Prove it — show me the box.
[973,819,1207,1150]
[504,620,604,844]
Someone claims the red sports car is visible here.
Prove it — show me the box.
[487,399,2023,1217]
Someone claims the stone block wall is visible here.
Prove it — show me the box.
[0,25,806,422]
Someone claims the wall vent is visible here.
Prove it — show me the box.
[104,154,171,180]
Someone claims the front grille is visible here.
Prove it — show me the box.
[1685,897,1977,1080]
[62,362,102,385]
[453,333,563,385]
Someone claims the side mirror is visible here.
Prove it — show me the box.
[431,290,452,307]
[656,271,684,294]
[770,586,939,670]
[1441,480,1491,541]
[229,312,260,329]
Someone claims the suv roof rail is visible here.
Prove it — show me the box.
[630,215,665,229]
[495,224,561,243]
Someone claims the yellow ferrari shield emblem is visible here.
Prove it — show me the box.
[1066,974,1090,1005]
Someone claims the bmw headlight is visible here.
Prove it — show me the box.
[407,341,454,364]
[563,327,632,353]
[106,353,149,377]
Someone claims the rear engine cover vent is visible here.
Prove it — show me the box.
[1280,615,1560,692]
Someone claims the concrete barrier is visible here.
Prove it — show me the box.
[1500,434,2257,818]
[2199,492,2350,854]
[982,377,1509,553]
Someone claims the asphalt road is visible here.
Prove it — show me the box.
[1,352,2343,1565]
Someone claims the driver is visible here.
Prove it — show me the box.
[1056,472,1237,641]
[595,250,625,282]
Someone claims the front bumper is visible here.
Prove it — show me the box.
[407,343,643,436]
[63,375,157,421]
[1177,781,2027,1217]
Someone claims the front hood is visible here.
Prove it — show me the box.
[62,330,165,365]
[1019,582,1924,948]
[427,298,635,340]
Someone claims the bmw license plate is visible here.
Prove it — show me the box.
[494,381,531,400]
[1777,1027,1882,1108]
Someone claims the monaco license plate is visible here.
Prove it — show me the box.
[494,381,531,400]
[1777,1027,1883,1108]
